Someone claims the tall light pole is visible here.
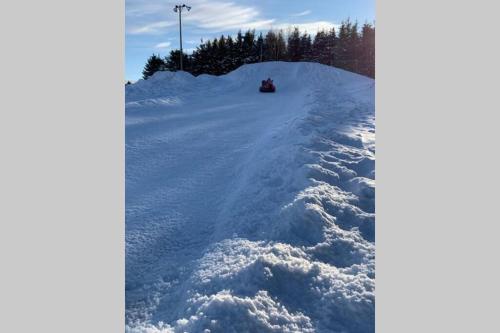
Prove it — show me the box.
[173,4,191,71]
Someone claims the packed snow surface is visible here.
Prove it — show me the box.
[126,62,375,333]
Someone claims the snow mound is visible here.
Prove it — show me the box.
[126,70,198,104]
[126,62,375,332]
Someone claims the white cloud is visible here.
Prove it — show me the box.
[183,1,275,31]
[126,0,276,35]
[129,20,176,35]
[155,41,171,49]
[291,10,311,17]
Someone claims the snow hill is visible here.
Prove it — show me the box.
[125,62,375,333]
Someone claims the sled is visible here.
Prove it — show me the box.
[259,85,276,93]
[259,78,276,92]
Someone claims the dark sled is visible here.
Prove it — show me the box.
[259,85,276,93]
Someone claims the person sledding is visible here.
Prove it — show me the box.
[259,77,276,92]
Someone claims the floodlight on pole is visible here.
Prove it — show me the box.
[173,4,191,71]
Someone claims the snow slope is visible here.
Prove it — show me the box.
[125,62,375,333]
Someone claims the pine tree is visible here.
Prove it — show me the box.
[264,29,282,61]
[234,30,244,67]
[276,30,287,61]
[312,30,329,64]
[216,35,229,74]
[206,37,218,74]
[325,27,337,66]
[225,35,238,70]
[204,40,215,73]
[299,32,313,61]
[287,27,302,62]
[164,50,191,72]
[359,23,375,78]
[242,29,257,63]
[263,30,278,61]
[334,21,350,70]
[256,33,264,62]
[142,54,165,80]
[347,21,361,72]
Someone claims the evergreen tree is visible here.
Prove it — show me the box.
[192,40,213,75]
[234,30,244,67]
[325,27,337,66]
[164,50,191,72]
[264,29,286,61]
[359,23,375,78]
[216,35,230,74]
[312,30,329,64]
[256,33,264,62]
[263,30,278,61]
[287,27,302,61]
[225,35,239,70]
[206,37,218,74]
[299,32,313,61]
[142,54,165,80]
[347,21,361,72]
[276,30,287,61]
[242,30,257,63]
[334,21,350,70]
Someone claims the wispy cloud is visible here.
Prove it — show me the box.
[129,21,176,35]
[183,1,274,31]
[291,10,311,17]
[155,41,171,49]
[126,0,276,35]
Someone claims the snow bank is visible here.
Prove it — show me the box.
[125,70,198,105]
[126,62,375,332]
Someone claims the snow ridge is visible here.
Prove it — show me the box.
[126,62,375,333]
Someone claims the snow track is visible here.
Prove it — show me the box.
[125,62,375,332]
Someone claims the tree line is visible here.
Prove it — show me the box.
[142,19,375,80]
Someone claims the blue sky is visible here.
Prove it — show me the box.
[126,0,375,81]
